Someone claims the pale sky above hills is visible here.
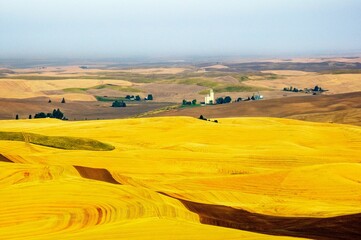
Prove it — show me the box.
[0,0,360,59]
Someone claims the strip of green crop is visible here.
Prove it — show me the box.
[0,131,114,151]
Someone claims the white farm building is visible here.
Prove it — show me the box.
[204,89,215,104]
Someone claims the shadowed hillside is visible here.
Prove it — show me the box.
[154,91,361,126]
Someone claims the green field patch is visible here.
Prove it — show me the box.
[179,104,202,108]
[95,96,126,102]
[3,75,79,80]
[199,84,269,94]
[91,84,142,92]
[234,75,249,82]
[85,72,155,83]
[198,89,213,95]
[264,74,280,80]
[63,87,88,93]
[0,131,114,151]
[325,69,361,74]
[63,84,142,94]
[214,85,264,92]
[177,78,219,88]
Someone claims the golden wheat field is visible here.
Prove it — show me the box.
[0,117,360,239]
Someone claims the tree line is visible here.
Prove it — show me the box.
[16,109,67,120]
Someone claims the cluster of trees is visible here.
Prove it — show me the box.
[199,115,218,123]
[182,99,197,105]
[216,96,232,104]
[16,109,67,120]
[34,109,67,120]
[283,86,302,92]
[125,94,153,101]
[126,95,141,101]
[111,100,126,107]
[283,85,325,93]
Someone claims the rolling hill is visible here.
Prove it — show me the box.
[0,117,360,239]
[154,92,361,126]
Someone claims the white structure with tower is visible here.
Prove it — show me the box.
[204,89,215,104]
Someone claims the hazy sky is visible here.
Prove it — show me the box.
[1,0,361,59]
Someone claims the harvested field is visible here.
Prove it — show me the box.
[0,97,174,120]
[0,117,360,239]
[0,79,133,100]
[154,92,361,126]
[244,73,361,94]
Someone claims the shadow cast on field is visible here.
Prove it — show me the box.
[159,192,361,240]
[74,165,121,185]
[0,154,13,163]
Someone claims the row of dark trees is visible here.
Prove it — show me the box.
[125,94,153,101]
[283,86,302,92]
[199,115,218,123]
[34,109,67,119]
[183,96,234,106]
[283,85,325,93]
[15,109,67,120]
[182,99,197,105]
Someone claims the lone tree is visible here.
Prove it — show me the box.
[135,95,141,101]
[199,115,206,120]
[29,115,32,119]
[224,96,232,103]
[48,99,52,103]
[192,99,197,105]
[147,94,153,100]
[61,97,66,103]
[15,114,19,120]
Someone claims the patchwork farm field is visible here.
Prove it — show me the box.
[2,61,361,122]
[0,117,360,239]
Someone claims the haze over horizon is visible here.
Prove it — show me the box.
[1,0,361,59]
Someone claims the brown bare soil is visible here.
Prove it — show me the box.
[154,92,361,126]
[116,67,188,74]
[74,165,120,184]
[0,97,174,120]
[137,83,207,102]
[160,193,361,240]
